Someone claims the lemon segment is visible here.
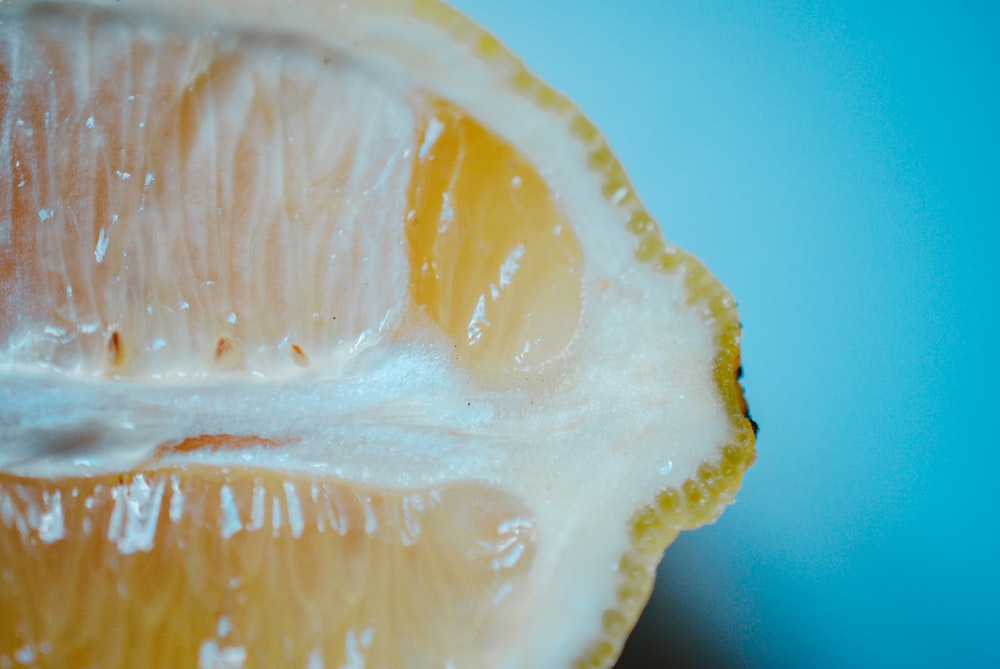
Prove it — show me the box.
[0,466,537,668]
[407,99,583,376]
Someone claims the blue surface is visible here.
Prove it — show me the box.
[449,1,999,667]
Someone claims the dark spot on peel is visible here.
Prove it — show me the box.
[734,362,758,437]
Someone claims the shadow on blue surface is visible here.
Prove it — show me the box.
[615,569,735,669]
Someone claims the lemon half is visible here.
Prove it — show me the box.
[0,1,756,667]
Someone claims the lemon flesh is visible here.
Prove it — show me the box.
[0,1,756,668]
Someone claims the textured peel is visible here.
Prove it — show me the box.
[0,1,756,667]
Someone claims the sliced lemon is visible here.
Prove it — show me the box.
[0,1,756,667]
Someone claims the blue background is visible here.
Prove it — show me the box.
[450,1,999,667]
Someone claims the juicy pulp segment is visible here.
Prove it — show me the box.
[0,5,583,380]
[0,465,537,668]
[408,100,583,374]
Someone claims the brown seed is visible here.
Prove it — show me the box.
[290,343,310,368]
[214,334,244,369]
[107,330,124,368]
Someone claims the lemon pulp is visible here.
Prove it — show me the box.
[1,7,582,380]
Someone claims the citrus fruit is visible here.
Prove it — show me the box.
[0,0,756,667]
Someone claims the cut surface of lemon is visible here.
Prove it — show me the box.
[0,1,756,667]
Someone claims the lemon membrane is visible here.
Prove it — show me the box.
[0,1,754,667]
